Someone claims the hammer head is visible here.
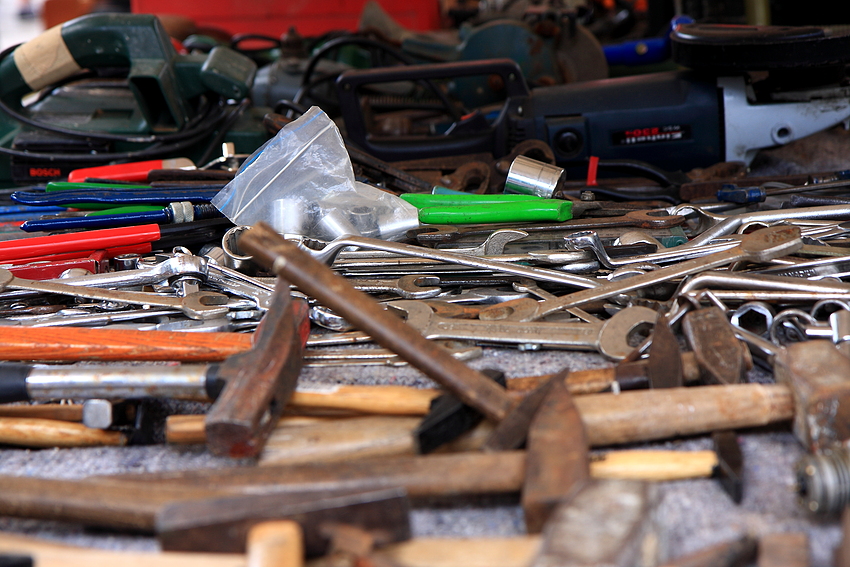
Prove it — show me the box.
[205,283,310,458]
[775,340,850,453]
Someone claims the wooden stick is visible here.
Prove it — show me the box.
[0,532,246,567]
[0,326,252,362]
[260,416,421,465]
[370,536,542,567]
[0,403,83,421]
[169,383,794,450]
[576,383,794,446]
[0,444,723,532]
[590,450,717,481]
[0,417,125,447]
[247,521,303,567]
[290,384,440,415]
[0,527,537,567]
[167,415,339,445]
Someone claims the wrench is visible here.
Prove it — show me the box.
[300,235,600,290]
[410,209,686,245]
[0,269,229,320]
[388,301,656,360]
[348,275,443,299]
[479,224,804,322]
[671,204,850,248]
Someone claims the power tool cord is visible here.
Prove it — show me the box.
[0,43,244,163]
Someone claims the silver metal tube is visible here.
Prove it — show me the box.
[26,364,210,400]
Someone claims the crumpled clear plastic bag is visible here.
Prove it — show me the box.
[212,106,419,241]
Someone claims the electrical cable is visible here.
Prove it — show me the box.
[0,42,246,163]
[292,34,463,121]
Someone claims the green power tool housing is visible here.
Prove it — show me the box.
[0,13,269,186]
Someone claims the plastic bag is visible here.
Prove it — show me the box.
[212,106,419,241]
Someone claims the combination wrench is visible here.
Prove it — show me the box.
[0,269,229,320]
[387,301,656,360]
[478,224,804,322]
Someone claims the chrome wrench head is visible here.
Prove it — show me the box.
[597,306,658,360]
[564,231,615,268]
[0,268,231,320]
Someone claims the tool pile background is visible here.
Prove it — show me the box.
[6,9,850,564]
[0,126,849,565]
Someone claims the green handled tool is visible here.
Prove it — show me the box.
[400,193,573,224]
[400,193,541,208]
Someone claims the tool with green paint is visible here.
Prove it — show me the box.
[400,193,573,224]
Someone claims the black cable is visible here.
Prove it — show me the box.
[195,99,250,166]
[0,42,249,163]
[0,101,240,163]
[293,35,462,121]
[0,43,228,145]
[272,99,310,117]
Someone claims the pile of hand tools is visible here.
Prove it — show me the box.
[7,8,850,567]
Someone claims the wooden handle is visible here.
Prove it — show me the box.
[169,383,794,449]
[575,383,794,446]
[371,536,542,567]
[591,449,717,481]
[0,532,246,567]
[564,367,617,395]
[167,415,338,445]
[247,521,303,567]
[0,403,82,421]
[0,417,125,447]
[0,326,252,362]
[259,416,420,465]
[290,385,439,415]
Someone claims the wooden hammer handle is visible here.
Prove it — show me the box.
[0,417,125,447]
[576,383,793,446]
[0,326,252,362]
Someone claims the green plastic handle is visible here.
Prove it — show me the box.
[418,200,573,224]
[401,193,541,208]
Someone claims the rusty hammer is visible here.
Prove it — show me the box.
[0,283,309,458]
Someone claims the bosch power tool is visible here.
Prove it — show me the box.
[335,24,850,174]
[0,13,268,186]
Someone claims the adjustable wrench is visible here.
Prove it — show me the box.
[388,301,657,360]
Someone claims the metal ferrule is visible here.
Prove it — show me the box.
[26,364,210,401]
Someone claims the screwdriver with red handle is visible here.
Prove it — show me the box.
[0,218,232,263]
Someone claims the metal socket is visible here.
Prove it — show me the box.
[505,155,565,198]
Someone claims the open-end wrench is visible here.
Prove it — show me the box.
[479,225,804,322]
[299,235,600,290]
[347,275,443,299]
[0,269,230,320]
[671,203,850,248]
[388,301,656,360]
[410,209,686,245]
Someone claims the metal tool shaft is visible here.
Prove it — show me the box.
[239,223,514,422]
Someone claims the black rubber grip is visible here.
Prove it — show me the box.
[0,363,32,403]
[204,364,225,400]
